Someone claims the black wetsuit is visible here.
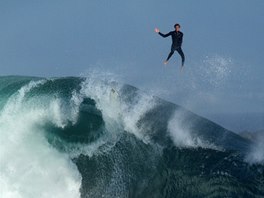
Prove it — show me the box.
[159,31,185,65]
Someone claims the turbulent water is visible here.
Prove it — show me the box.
[0,75,263,198]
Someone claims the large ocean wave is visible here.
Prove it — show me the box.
[0,75,263,198]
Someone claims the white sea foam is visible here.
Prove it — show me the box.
[245,133,264,164]
[121,92,156,143]
[168,110,217,149]
[0,80,81,198]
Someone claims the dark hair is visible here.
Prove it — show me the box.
[174,23,181,28]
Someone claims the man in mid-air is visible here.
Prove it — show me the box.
[155,24,185,67]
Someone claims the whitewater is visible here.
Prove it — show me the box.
[0,75,263,198]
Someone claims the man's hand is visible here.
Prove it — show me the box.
[155,28,160,33]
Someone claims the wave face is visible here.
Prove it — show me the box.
[0,76,263,198]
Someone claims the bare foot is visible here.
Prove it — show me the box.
[164,61,168,65]
[181,65,184,72]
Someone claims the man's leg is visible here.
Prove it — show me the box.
[176,47,185,66]
[164,47,175,64]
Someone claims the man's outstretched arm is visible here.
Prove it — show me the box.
[155,28,171,38]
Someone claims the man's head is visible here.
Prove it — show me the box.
[174,23,181,31]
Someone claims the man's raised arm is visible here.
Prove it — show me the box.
[155,28,171,38]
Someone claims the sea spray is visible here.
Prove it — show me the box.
[80,75,157,144]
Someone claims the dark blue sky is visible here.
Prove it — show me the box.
[1,0,263,116]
